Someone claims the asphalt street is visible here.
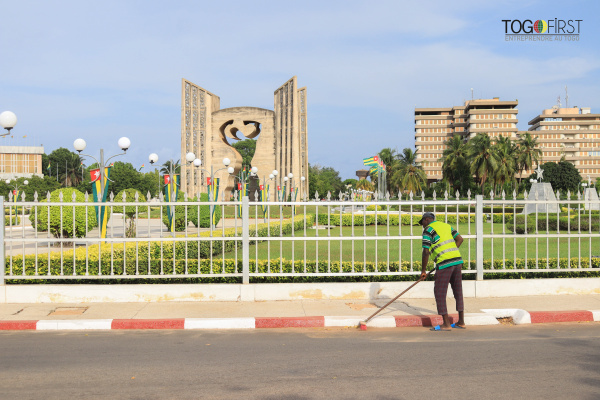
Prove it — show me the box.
[1,323,599,400]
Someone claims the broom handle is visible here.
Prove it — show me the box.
[364,269,434,324]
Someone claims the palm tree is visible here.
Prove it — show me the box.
[392,148,427,194]
[516,132,542,182]
[376,148,400,193]
[467,133,498,193]
[492,136,517,194]
[60,153,84,187]
[355,179,374,191]
[160,160,181,175]
[440,135,469,191]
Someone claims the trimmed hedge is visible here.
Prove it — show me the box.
[317,213,475,226]
[7,214,315,277]
[4,215,20,226]
[506,214,600,234]
[6,255,599,283]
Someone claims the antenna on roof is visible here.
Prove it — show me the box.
[565,85,569,108]
[556,95,561,108]
[470,88,473,100]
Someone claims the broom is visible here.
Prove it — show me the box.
[358,269,434,331]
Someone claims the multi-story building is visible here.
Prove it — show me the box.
[0,145,44,180]
[415,98,518,183]
[528,106,600,182]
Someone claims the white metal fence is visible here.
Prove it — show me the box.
[1,189,599,284]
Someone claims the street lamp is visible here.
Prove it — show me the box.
[148,151,195,234]
[74,137,130,239]
[74,137,130,198]
[0,111,17,137]
[6,179,28,201]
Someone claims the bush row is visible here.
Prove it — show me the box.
[317,213,475,226]
[4,215,20,226]
[7,214,315,275]
[6,256,598,283]
[506,214,600,234]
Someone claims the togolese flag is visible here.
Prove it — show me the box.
[164,174,180,233]
[90,167,111,238]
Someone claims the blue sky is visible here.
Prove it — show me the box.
[1,0,599,179]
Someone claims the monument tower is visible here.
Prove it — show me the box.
[181,77,308,201]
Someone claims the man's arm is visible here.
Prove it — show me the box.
[420,248,430,279]
[455,234,464,248]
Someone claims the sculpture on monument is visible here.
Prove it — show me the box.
[523,165,559,214]
[180,77,308,201]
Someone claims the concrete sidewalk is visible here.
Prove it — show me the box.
[1,295,600,330]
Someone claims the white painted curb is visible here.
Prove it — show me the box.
[481,309,532,325]
[184,318,255,329]
[591,310,600,322]
[323,316,396,328]
[464,313,499,326]
[36,319,113,330]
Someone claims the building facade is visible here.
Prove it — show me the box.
[528,106,600,182]
[415,98,519,183]
[0,145,44,180]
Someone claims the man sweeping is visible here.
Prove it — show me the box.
[419,212,466,331]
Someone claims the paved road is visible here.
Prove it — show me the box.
[1,324,599,399]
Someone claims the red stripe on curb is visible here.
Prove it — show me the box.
[111,319,185,330]
[395,315,457,327]
[255,316,325,328]
[0,321,38,330]
[529,311,594,324]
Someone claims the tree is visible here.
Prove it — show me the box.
[516,132,542,182]
[21,176,62,201]
[47,147,84,187]
[355,179,374,191]
[467,133,497,192]
[391,148,427,194]
[342,178,358,189]
[231,139,257,167]
[308,164,344,199]
[161,160,180,175]
[108,162,142,196]
[492,136,517,194]
[440,135,471,194]
[532,161,581,193]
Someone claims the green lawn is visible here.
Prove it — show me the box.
[222,220,600,266]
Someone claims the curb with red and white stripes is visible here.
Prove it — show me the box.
[1,310,599,331]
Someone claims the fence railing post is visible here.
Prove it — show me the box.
[476,194,484,280]
[242,196,249,284]
[0,196,4,285]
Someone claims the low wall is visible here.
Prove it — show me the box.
[1,278,599,303]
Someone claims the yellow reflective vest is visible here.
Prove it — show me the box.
[423,220,463,269]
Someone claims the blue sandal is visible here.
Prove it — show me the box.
[430,325,451,331]
[451,323,466,329]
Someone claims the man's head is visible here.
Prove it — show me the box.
[419,212,435,227]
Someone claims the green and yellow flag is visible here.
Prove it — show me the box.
[90,167,111,238]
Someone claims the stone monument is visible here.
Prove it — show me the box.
[584,188,600,210]
[180,77,308,201]
[522,166,558,214]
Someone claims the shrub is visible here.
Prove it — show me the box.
[506,214,600,233]
[187,193,222,228]
[161,191,189,231]
[28,188,98,238]
[4,215,20,226]
[365,205,384,211]
[114,189,148,219]
[115,189,148,238]
[317,213,474,226]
